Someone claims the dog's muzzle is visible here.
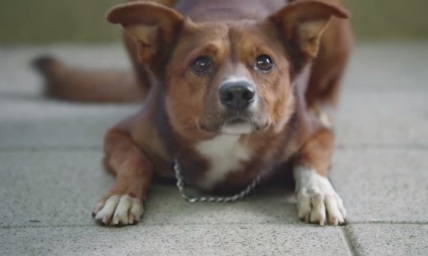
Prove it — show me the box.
[218,81,262,134]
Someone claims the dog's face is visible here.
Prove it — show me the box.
[164,21,294,137]
[108,1,348,140]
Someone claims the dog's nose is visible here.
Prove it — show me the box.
[219,82,255,111]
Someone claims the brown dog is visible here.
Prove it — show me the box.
[35,0,352,226]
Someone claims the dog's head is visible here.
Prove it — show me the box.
[108,1,348,140]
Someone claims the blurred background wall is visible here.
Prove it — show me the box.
[0,0,427,43]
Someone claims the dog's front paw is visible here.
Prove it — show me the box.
[294,166,346,226]
[92,195,143,226]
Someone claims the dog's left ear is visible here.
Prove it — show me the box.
[269,0,349,58]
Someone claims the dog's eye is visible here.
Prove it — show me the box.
[191,56,213,75]
[255,55,274,73]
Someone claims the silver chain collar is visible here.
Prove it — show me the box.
[174,159,262,203]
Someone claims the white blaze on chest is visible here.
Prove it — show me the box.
[195,135,250,189]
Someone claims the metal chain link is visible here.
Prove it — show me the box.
[174,159,262,203]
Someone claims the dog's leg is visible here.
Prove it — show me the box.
[92,129,154,226]
[293,128,346,226]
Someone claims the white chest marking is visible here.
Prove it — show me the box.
[195,135,250,189]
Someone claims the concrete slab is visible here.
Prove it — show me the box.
[0,118,117,149]
[0,98,138,149]
[0,151,298,228]
[346,224,428,256]
[0,151,112,228]
[0,99,138,121]
[343,42,428,93]
[0,225,352,256]
[2,148,426,229]
[0,104,138,149]
[337,43,428,146]
[331,148,428,223]
[336,91,428,147]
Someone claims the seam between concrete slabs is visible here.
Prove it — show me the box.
[341,226,358,256]
[341,223,428,256]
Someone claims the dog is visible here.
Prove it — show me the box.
[34,0,352,226]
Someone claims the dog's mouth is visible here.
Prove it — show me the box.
[221,116,255,134]
[199,113,268,135]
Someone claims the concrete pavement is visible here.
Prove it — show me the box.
[0,42,427,255]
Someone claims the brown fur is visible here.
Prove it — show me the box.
[35,0,352,225]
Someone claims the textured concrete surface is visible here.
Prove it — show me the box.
[0,151,297,228]
[0,225,351,256]
[332,149,428,223]
[346,224,428,256]
[1,43,428,255]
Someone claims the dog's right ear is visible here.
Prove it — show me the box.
[107,2,184,67]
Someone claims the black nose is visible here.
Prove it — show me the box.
[219,82,256,111]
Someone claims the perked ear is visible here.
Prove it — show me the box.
[107,2,184,66]
[269,0,349,58]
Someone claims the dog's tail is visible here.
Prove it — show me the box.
[32,56,147,103]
